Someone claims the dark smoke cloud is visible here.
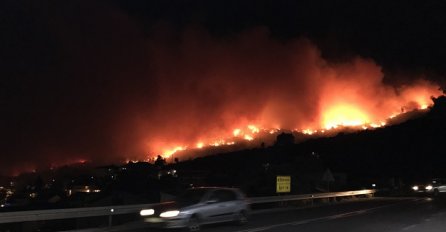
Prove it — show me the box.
[1,1,443,175]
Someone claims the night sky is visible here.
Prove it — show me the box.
[1,0,446,175]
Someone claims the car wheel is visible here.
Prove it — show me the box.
[235,210,248,225]
[187,215,201,232]
[434,189,439,197]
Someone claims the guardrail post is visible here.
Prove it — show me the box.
[108,208,114,227]
[311,195,314,207]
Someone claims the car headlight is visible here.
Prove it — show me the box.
[160,210,180,218]
[140,209,155,216]
[412,186,419,191]
[425,185,433,190]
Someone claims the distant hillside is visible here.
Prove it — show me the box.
[176,96,446,185]
[295,95,446,180]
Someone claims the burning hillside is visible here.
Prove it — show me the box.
[136,29,443,160]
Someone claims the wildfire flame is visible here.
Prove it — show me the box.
[322,104,370,129]
[156,90,441,160]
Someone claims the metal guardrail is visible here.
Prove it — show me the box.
[0,189,375,225]
[249,189,376,204]
[0,203,156,224]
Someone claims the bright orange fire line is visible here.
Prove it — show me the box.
[156,101,437,160]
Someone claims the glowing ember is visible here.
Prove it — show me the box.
[210,140,226,147]
[162,146,186,158]
[302,129,316,135]
[370,123,380,128]
[196,142,204,149]
[248,125,260,134]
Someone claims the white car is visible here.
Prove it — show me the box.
[412,178,446,195]
[140,187,250,231]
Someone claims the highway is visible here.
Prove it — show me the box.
[110,197,446,232]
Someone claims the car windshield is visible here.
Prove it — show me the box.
[175,189,208,205]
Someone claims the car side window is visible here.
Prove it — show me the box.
[207,191,221,202]
[208,190,237,202]
[219,190,237,202]
[432,179,444,186]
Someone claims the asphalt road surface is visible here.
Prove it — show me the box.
[110,197,446,232]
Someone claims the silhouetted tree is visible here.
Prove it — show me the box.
[155,155,166,168]
[275,132,295,146]
[34,176,44,192]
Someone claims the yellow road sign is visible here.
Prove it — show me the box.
[276,176,291,193]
